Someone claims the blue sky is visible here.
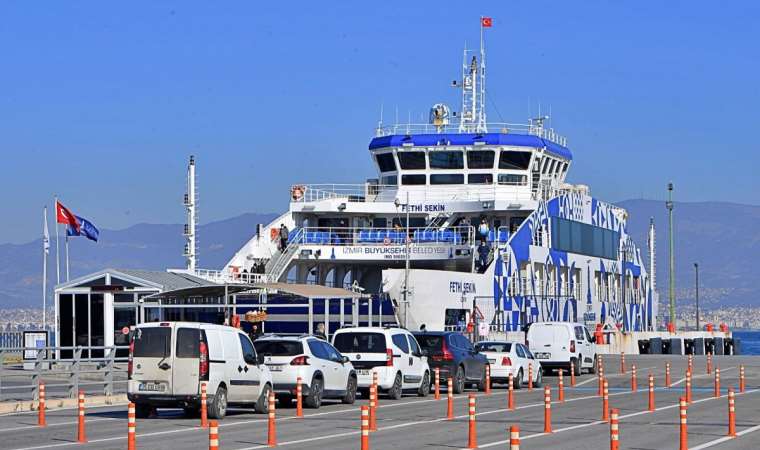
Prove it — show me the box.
[1,1,758,244]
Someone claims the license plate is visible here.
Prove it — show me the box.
[357,369,371,376]
[139,382,166,392]
[267,365,284,372]
[535,353,550,359]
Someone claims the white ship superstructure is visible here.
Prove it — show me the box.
[206,33,657,336]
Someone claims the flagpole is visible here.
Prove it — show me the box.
[65,233,70,282]
[54,196,60,285]
[43,206,48,330]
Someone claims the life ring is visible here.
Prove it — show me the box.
[270,228,279,241]
[290,185,305,201]
[383,237,391,246]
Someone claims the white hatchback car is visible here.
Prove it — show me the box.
[474,341,542,388]
[332,326,431,399]
[253,335,358,409]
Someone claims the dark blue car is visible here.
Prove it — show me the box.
[412,331,489,394]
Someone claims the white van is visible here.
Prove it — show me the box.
[526,322,597,376]
[127,321,272,419]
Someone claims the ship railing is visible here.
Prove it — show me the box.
[191,268,268,284]
[290,225,475,247]
[374,122,567,147]
[291,182,534,204]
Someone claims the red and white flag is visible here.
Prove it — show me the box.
[56,200,80,233]
[481,17,493,28]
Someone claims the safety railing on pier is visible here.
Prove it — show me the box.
[191,268,268,284]
[0,345,128,402]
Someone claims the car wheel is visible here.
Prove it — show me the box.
[572,357,581,377]
[417,371,431,397]
[135,404,152,419]
[305,377,323,409]
[589,354,598,375]
[453,366,465,394]
[254,384,271,414]
[534,369,543,388]
[387,372,403,400]
[477,365,488,392]
[342,376,358,404]
[208,386,228,419]
[514,369,523,390]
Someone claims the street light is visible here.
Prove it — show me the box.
[694,263,700,331]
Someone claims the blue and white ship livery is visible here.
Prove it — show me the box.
[216,35,657,336]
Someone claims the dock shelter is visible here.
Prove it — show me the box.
[54,268,387,360]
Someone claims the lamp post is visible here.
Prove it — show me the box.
[666,183,675,328]
[694,263,700,331]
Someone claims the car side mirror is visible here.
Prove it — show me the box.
[420,349,429,357]
[590,336,596,343]
[341,355,350,364]
[256,354,266,365]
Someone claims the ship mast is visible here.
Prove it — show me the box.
[457,26,488,133]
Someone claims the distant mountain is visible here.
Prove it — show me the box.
[618,199,760,309]
[0,213,277,308]
[1,200,758,311]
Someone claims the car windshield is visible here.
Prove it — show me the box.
[133,327,171,358]
[475,342,512,353]
[413,334,445,351]
[253,340,304,356]
[333,332,387,353]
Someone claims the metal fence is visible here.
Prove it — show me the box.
[0,345,128,402]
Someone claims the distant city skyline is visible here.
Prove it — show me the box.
[2,1,758,245]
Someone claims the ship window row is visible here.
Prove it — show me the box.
[399,173,527,186]
[378,149,536,172]
[550,217,619,260]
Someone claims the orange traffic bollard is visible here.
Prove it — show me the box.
[38,382,46,427]
[434,367,440,400]
[447,377,454,420]
[369,383,377,432]
[620,352,625,374]
[200,382,209,428]
[686,370,692,404]
[598,357,605,396]
[267,390,277,447]
[485,365,492,395]
[528,363,533,391]
[509,425,520,450]
[543,385,552,433]
[360,405,370,450]
[648,373,655,412]
[714,367,721,398]
[602,378,609,422]
[665,362,671,388]
[208,420,219,450]
[679,396,688,450]
[688,354,693,373]
[296,377,304,418]
[631,364,637,392]
[467,394,477,449]
[728,388,736,437]
[610,408,620,450]
[558,368,565,402]
[740,365,745,393]
[707,353,713,374]
[77,390,87,443]
[570,361,576,387]
[508,372,515,410]
[128,402,136,450]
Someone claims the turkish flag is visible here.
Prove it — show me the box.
[481,17,493,27]
[56,200,81,233]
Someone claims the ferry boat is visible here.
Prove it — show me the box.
[213,32,658,337]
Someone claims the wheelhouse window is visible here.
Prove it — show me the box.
[467,150,495,169]
[401,174,426,185]
[397,152,426,170]
[499,150,532,170]
[381,175,397,185]
[498,174,527,185]
[467,173,493,184]
[375,152,397,172]
[429,151,464,169]
[430,174,464,185]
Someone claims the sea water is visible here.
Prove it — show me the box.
[734,331,760,355]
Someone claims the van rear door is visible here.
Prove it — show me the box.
[172,325,202,396]
[528,324,571,361]
[132,324,174,395]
